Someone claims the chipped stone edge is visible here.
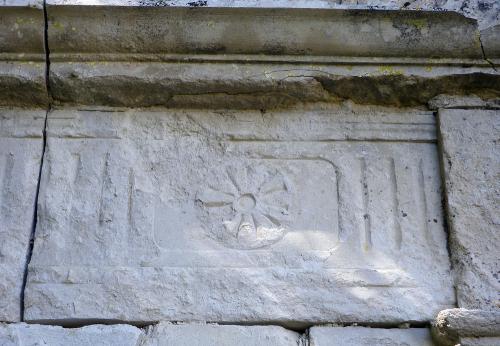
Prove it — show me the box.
[432,309,500,346]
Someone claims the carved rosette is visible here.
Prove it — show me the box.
[196,163,292,249]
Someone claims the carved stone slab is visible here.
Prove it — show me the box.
[0,109,45,322]
[25,106,454,325]
[438,109,500,310]
[309,326,434,346]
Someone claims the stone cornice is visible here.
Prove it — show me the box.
[0,1,47,107]
[46,7,483,59]
[1,4,499,108]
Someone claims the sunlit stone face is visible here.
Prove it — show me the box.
[25,106,455,324]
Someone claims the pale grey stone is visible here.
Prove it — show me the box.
[438,109,500,310]
[25,105,454,325]
[459,337,500,346]
[428,95,500,110]
[0,0,43,7]
[0,323,144,345]
[0,109,45,322]
[309,326,434,346]
[143,323,301,346]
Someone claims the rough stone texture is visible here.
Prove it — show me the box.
[309,326,434,346]
[25,104,454,325]
[0,109,45,322]
[144,323,301,346]
[0,323,144,345]
[48,62,500,109]
[0,1,48,107]
[438,109,500,310]
[435,309,500,338]
[432,309,500,346]
[428,94,500,110]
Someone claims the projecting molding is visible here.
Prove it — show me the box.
[43,5,500,108]
[0,0,47,107]
[0,2,499,108]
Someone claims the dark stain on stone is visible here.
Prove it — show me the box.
[193,43,226,54]
[261,43,287,55]
[478,1,492,11]
[187,0,207,7]
[137,0,173,6]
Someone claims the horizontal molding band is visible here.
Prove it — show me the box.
[46,7,484,59]
[48,53,497,67]
[1,3,498,107]
[49,60,500,108]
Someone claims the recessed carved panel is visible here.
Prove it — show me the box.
[25,107,455,324]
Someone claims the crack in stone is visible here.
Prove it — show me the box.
[478,30,497,72]
[20,0,52,322]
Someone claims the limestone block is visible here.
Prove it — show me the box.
[0,109,45,322]
[25,105,454,325]
[438,109,500,310]
[0,323,143,345]
[144,323,301,346]
[309,326,434,346]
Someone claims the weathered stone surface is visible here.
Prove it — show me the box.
[49,61,500,109]
[0,1,47,107]
[44,5,500,109]
[25,104,454,325]
[481,24,500,61]
[0,109,45,322]
[0,323,143,345]
[438,109,500,310]
[428,94,500,110]
[45,0,499,30]
[309,326,434,346]
[435,309,500,338]
[144,323,301,346]
[46,7,482,58]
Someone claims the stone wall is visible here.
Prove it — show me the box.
[0,1,499,345]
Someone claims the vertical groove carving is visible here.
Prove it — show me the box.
[98,153,111,226]
[1,153,14,220]
[389,158,402,250]
[128,168,135,230]
[335,167,344,243]
[417,158,431,248]
[360,157,372,250]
